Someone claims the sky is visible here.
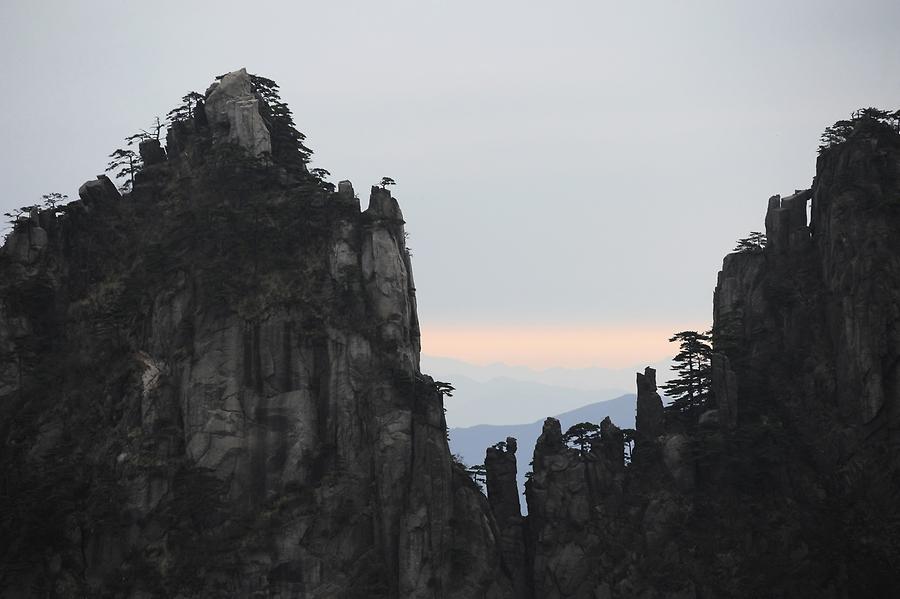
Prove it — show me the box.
[2,0,899,372]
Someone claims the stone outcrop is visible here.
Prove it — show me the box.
[523,417,635,599]
[338,179,355,198]
[361,186,421,371]
[635,366,664,439]
[138,138,167,166]
[0,72,512,598]
[484,437,528,598]
[204,68,272,157]
[0,218,48,265]
[764,189,812,254]
[77,174,121,207]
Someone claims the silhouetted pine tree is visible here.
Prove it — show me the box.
[167,91,204,125]
[563,422,600,455]
[106,148,141,192]
[734,231,766,253]
[660,330,712,413]
[248,73,313,171]
[819,106,900,153]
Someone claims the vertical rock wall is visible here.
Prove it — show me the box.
[0,77,513,597]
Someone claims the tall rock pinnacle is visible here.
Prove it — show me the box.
[204,68,272,157]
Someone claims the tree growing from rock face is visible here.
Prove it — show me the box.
[41,193,68,212]
[563,422,600,455]
[380,177,396,189]
[106,148,141,192]
[734,231,767,253]
[466,463,487,489]
[310,168,334,192]
[819,106,900,153]
[433,380,455,397]
[660,330,713,413]
[246,73,313,171]
[123,117,164,147]
[3,205,38,226]
[167,91,204,125]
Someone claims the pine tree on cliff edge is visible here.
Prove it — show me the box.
[248,73,313,170]
[660,330,712,413]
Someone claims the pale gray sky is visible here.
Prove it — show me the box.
[2,0,898,367]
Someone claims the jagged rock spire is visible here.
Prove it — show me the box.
[204,68,272,157]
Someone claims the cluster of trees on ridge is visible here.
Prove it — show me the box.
[98,73,400,198]
[734,231,766,253]
[819,107,900,153]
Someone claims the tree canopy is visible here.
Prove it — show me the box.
[380,177,396,189]
[41,192,67,210]
[466,463,487,489]
[167,91,204,125]
[734,231,766,253]
[4,205,38,226]
[819,107,900,154]
[248,73,313,171]
[106,147,141,192]
[433,380,455,397]
[563,422,600,454]
[660,330,713,413]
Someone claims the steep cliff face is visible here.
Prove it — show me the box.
[0,70,513,598]
[476,114,900,598]
[715,117,900,441]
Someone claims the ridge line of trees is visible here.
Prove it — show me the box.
[819,106,900,154]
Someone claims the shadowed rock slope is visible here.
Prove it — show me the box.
[0,70,513,598]
[479,112,900,598]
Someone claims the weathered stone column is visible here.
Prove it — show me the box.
[485,437,528,598]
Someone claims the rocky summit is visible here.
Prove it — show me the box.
[0,70,899,598]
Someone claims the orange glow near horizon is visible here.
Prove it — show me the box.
[420,323,707,369]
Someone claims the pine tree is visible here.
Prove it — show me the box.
[247,73,313,170]
[310,168,334,192]
[380,177,396,189]
[660,330,712,413]
[41,192,68,211]
[433,381,455,397]
[733,231,766,253]
[3,205,38,226]
[563,422,600,455]
[106,148,141,192]
[819,106,900,153]
[123,117,163,146]
[167,91,204,125]
[467,464,487,489]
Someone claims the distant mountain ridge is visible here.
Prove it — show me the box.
[448,393,637,506]
[423,354,669,427]
[423,354,670,392]
[440,374,629,427]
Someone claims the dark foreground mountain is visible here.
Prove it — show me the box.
[0,69,512,598]
[1,71,898,597]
